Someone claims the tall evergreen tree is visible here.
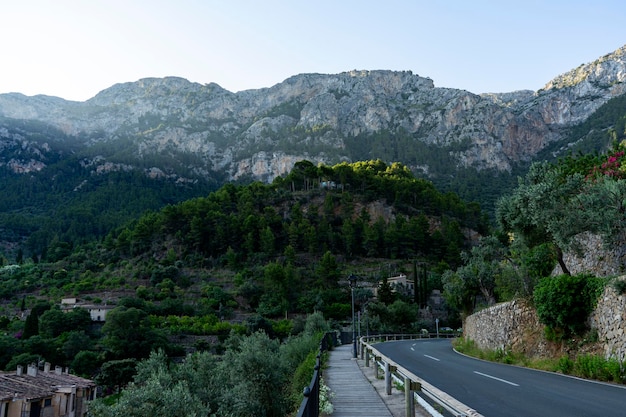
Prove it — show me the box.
[22,312,39,340]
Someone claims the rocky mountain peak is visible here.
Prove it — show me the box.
[543,45,626,91]
[0,44,625,188]
[87,76,205,106]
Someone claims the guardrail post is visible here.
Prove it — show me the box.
[404,376,417,417]
[360,335,476,417]
[384,363,396,395]
[374,356,381,379]
[303,387,310,417]
[385,362,391,395]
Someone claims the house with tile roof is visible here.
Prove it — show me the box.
[0,363,95,417]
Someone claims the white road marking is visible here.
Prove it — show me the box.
[474,371,519,386]
[424,354,440,361]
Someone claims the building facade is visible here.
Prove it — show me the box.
[60,298,114,322]
[0,364,95,417]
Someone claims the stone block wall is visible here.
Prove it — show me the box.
[463,299,549,357]
[464,278,626,361]
[590,278,626,362]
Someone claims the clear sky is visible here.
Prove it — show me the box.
[1,0,624,102]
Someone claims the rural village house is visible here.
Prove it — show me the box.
[0,363,95,417]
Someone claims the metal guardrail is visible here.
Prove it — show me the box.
[359,334,484,417]
[296,332,335,417]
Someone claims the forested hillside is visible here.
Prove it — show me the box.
[0,159,492,414]
[0,117,219,259]
[3,85,626,266]
[0,159,486,374]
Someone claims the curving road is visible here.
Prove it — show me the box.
[375,339,626,417]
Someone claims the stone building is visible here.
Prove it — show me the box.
[60,298,114,322]
[371,274,413,298]
[0,363,95,417]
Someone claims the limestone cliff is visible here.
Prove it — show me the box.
[1,45,625,185]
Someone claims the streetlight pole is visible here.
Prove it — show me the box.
[348,274,358,359]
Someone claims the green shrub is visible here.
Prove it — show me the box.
[557,355,574,374]
[574,354,626,383]
[216,331,290,417]
[543,325,565,342]
[534,273,605,336]
[575,354,606,380]
[452,337,479,357]
[289,349,318,407]
[605,359,625,383]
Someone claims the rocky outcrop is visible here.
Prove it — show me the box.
[0,45,625,184]
[553,232,626,276]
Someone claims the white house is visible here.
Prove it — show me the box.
[60,298,114,322]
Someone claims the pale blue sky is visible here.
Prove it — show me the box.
[1,0,624,101]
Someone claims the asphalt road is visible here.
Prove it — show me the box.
[375,339,626,417]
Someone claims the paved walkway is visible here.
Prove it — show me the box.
[323,344,396,417]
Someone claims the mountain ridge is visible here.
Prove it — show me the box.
[1,45,626,252]
[1,45,625,178]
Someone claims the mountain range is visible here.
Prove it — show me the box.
[1,44,626,256]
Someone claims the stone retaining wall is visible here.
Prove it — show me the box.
[590,278,626,362]
[463,299,548,357]
[464,277,626,361]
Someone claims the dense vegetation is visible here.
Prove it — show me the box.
[0,117,220,259]
[0,170,216,261]
[0,159,489,415]
[89,314,331,417]
[454,336,626,384]
[443,137,626,332]
[443,137,626,383]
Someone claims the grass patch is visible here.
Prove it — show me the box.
[453,337,626,384]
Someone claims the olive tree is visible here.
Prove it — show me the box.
[496,161,588,275]
[442,235,507,317]
[215,331,289,417]
[91,350,217,417]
